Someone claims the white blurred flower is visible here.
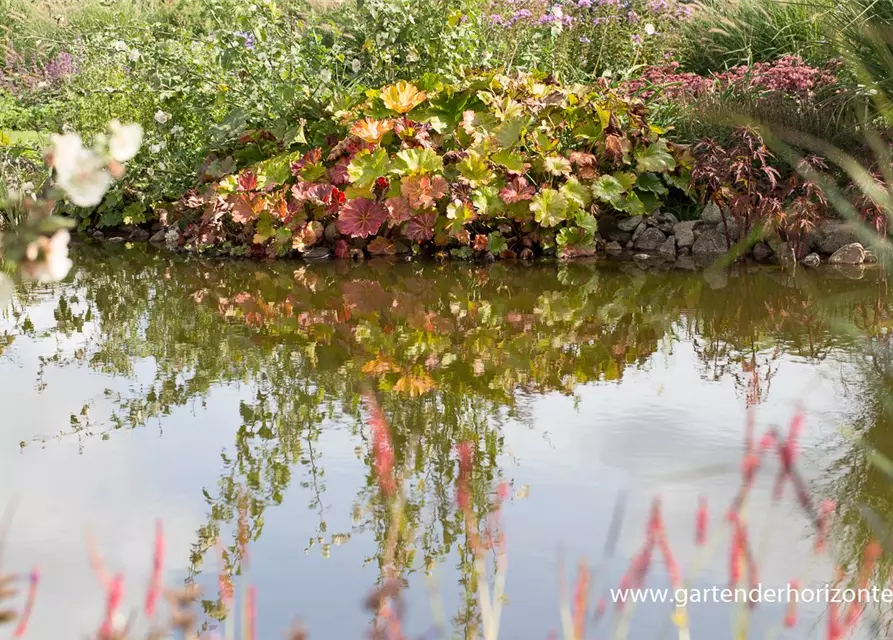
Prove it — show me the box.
[22,230,72,283]
[147,167,155,177]
[170,125,184,136]
[50,133,112,207]
[128,49,141,62]
[644,23,656,35]
[113,40,128,51]
[153,110,171,125]
[108,120,143,162]
[149,143,162,154]
[350,58,361,73]
[20,181,35,194]
[320,70,332,83]
[157,162,166,171]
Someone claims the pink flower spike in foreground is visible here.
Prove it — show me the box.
[13,568,40,638]
[364,392,396,496]
[144,520,165,619]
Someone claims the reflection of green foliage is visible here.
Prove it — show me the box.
[13,243,893,629]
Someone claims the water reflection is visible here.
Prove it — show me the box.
[2,242,892,638]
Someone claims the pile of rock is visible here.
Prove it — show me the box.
[603,203,879,267]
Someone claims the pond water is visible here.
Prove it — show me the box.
[2,242,893,639]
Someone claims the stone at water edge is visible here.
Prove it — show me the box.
[606,230,632,245]
[864,250,878,264]
[658,236,677,260]
[701,202,724,225]
[617,215,644,233]
[778,242,796,265]
[817,222,859,255]
[130,228,150,241]
[752,242,774,263]
[673,221,696,249]
[604,241,623,255]
[631,221,647,243]
[691,227,727,256]
[303,247,333,261]
[801,253,821,268]
[149,229,167,243]
[634,227,667,251]
[828,242,866,265]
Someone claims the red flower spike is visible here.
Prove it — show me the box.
[814,500,836,554]
[365,393,396,496]
[99,574,124,639]
[247,585,257,640]
[13,569,39,639]
[572,561,590,640]
[784,579,799,628]
[144,520,165,619]
[695,496,708,546]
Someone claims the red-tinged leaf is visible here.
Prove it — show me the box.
[334,238,349,258]
[500,176,535,204]
[368,236,396,255]
[290,148,323,176]
[237,170,258,192]
[406,211,437,242]
[401,175,449,210]
[336,198,388,238]
[328,159,350,186]
[230,193,264,224]
[385,197,413,224]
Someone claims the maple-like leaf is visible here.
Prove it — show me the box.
[393,372,435,396]
[405,212,438,242]
[350,118,394,144]
[499,176,535,204]
[237,170,258,192]
[401,175,449,210]
[336,198,388,237]
[230,193,265,224]
[530,188,569,227]
[380,81,428,114]
[385,196,413,224]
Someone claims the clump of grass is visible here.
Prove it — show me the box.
[679,0,836,74]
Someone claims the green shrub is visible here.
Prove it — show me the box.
[162,73,693,259]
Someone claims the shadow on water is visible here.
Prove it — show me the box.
[5,241,893,637]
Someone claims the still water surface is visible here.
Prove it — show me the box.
[3,243,892,638]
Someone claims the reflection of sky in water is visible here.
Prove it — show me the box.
[0,274,876,639]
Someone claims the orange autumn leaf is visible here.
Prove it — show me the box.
[350,118,394,144]
[393,372,436,396]
[361,357,401,376]
[380,81,428,114]
[401,175,449,210]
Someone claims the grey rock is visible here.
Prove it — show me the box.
[129,228,150,241]
[817,223,859,255]
[829,264,865,280]
[673,221,697,249]
[752,242,774,262]
[617,215,644,233]
[606,230,632,245]
[657,236,677,260]
[828,242,866,265]
[802,252,821,267]
[324,222,339,243]
[634,227,667,251]
[604,241,623,255]
[107,236,125,243]
[631,221,647,243]
[303,246,333,261]
[149,229,167,243]
[674,255,697,271]
[722,218,740,242]
[677,246,691,256]
[91,230,104,239]
[392,240,411,254]
[701,202,724,225]
[864,250,878,264]
[624,241,634,249]
[691,227,728,256]
[648,211,679,234]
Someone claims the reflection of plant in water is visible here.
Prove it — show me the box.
[10,244,893,632]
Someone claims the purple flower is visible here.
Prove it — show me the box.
[234,31,256,50]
